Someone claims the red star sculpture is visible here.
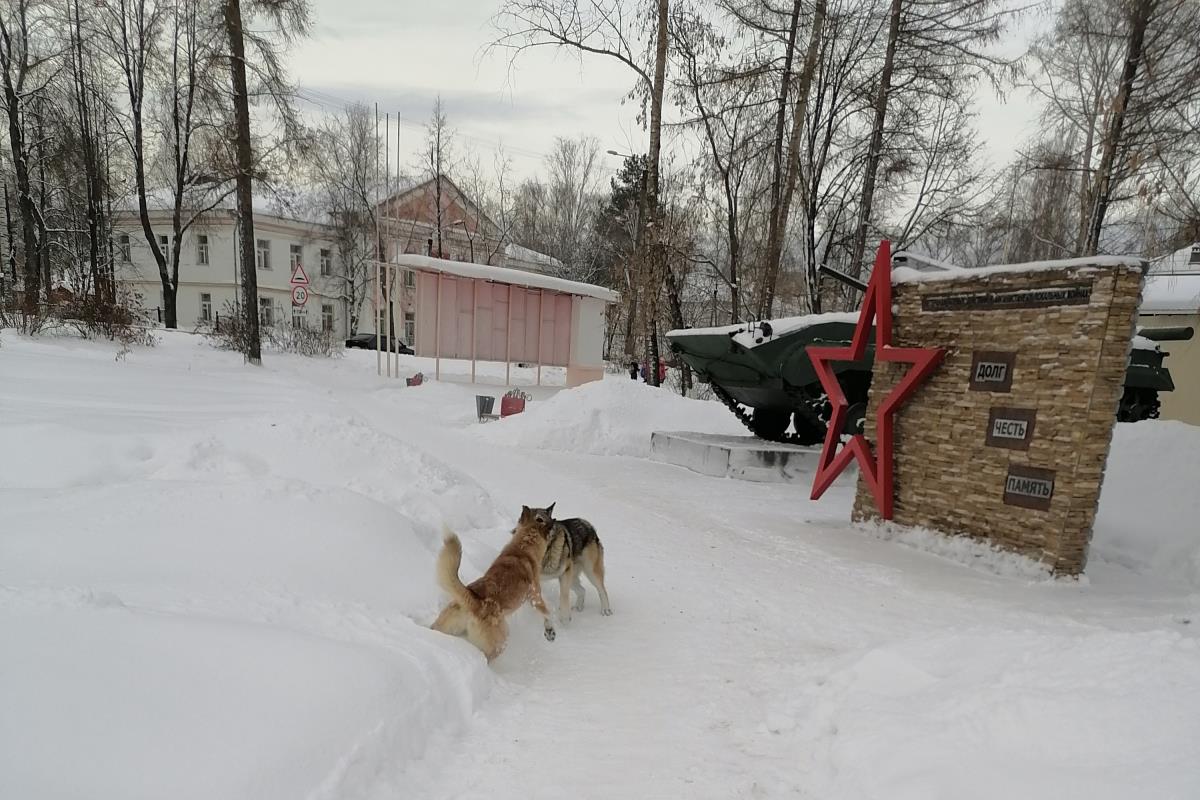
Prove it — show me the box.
[806,240,944,519]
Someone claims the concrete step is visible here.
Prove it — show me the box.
[649,431,825,484]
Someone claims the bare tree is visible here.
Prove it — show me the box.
[422,96,454,258]
[307,103,380,335]
[0,0,53,312]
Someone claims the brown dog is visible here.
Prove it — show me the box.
[431,506,557,661]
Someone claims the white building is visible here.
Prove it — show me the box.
[116,177,564,341]
[115,207,347,335]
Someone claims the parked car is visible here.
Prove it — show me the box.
[345,333,414,354]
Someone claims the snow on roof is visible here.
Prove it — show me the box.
[893,255,1145,284]
[1142,273,1200,314]
[392,253,618,303]
[668,312,860,349]
[504,242,563,271]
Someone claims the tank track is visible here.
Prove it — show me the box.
[709,382,816,446]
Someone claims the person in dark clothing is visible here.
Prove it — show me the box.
[629,361,640,380]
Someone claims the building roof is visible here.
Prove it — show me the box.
[392,253,618,303]
[1148,243,1200,275]
[1143,243,1200,314]
[504,242,563,271]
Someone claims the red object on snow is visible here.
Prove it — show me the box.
[806,240,943,520]
[500,394,526,417]
[406,373,424,387]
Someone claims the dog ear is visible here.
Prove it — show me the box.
[520,505,531,522]
[547,502,556,516]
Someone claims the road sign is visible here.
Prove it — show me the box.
[290,263,310,286]
[291,285,309,306]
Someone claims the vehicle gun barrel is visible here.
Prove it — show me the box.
[1140,326,1194,342]
[818,264,868,294]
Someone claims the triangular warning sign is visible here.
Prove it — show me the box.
[290,264,310,286]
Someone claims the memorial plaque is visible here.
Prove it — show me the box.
[852,259,1145,575]
[1003,465,1056,511]
[968,351,1016,392]
[985,407,1037,450]
[922,283,1092,312]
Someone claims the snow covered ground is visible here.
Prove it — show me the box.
[2,329,1198,800]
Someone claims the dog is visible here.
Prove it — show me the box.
[533,503,613,629]
[431,506,557,662]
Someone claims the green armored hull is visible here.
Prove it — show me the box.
[667,317,1184,446]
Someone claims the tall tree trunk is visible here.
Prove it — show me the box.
[35,102,49,301]
[224,0,262,363]
[0,82,40,314]
[761,0,827,316]
[642,0,670,387]
[849,0,902,278]
[1084,0,1152,256]
[758,0,802,317]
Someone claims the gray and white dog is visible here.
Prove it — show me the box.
[528,503,613,628]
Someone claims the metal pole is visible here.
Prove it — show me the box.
[374,104,381,376]
[386,264,394,378]
[505,283,513,386]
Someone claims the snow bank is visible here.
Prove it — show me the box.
[477,376,745,457]
[1092,420,1200,586]
[0,334,505,799]
[774,628,1200,800]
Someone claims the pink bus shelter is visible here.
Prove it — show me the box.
[393,254,618,387]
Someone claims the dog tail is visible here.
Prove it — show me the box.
[437,526,479,613]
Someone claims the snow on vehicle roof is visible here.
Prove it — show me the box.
[668,311,860,349]
[391,253,619,303]
[893,255,1145,284]
[1130,334,1159,352]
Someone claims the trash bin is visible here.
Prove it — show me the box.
[476,395,496,419]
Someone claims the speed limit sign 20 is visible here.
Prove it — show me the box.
[291,285,309,306]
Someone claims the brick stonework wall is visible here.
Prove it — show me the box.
[851,263,1145,575]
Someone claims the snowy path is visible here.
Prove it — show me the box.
[3,333,1199,800]
[333,372,1200,799]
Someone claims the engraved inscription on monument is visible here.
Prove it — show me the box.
[968,351,1016,392]
[921,283,1092,312]
[985,407,1037,450]
[1003,465,1056,511]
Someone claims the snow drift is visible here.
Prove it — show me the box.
[1093,420,1200,586]
[478,376,744,457]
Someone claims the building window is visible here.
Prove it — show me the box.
[158,234,170,263]
[403,269,415,288]
[291,306,305,329]
[200,292,212,322]
[117,233,131,262]
[404,312,415,345]
[259,297,273,326]
[290,244,302,272]
[319,248,332,276]
[321,303,334,332]
[256,239,271,270]
[196,234,209,265]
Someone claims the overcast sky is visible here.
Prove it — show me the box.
[287,0,1049,183]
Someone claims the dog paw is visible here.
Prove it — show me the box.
[560,613,572,625]
[544,627,557,642]
[573,599,585,612]
[601,607,613,616]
